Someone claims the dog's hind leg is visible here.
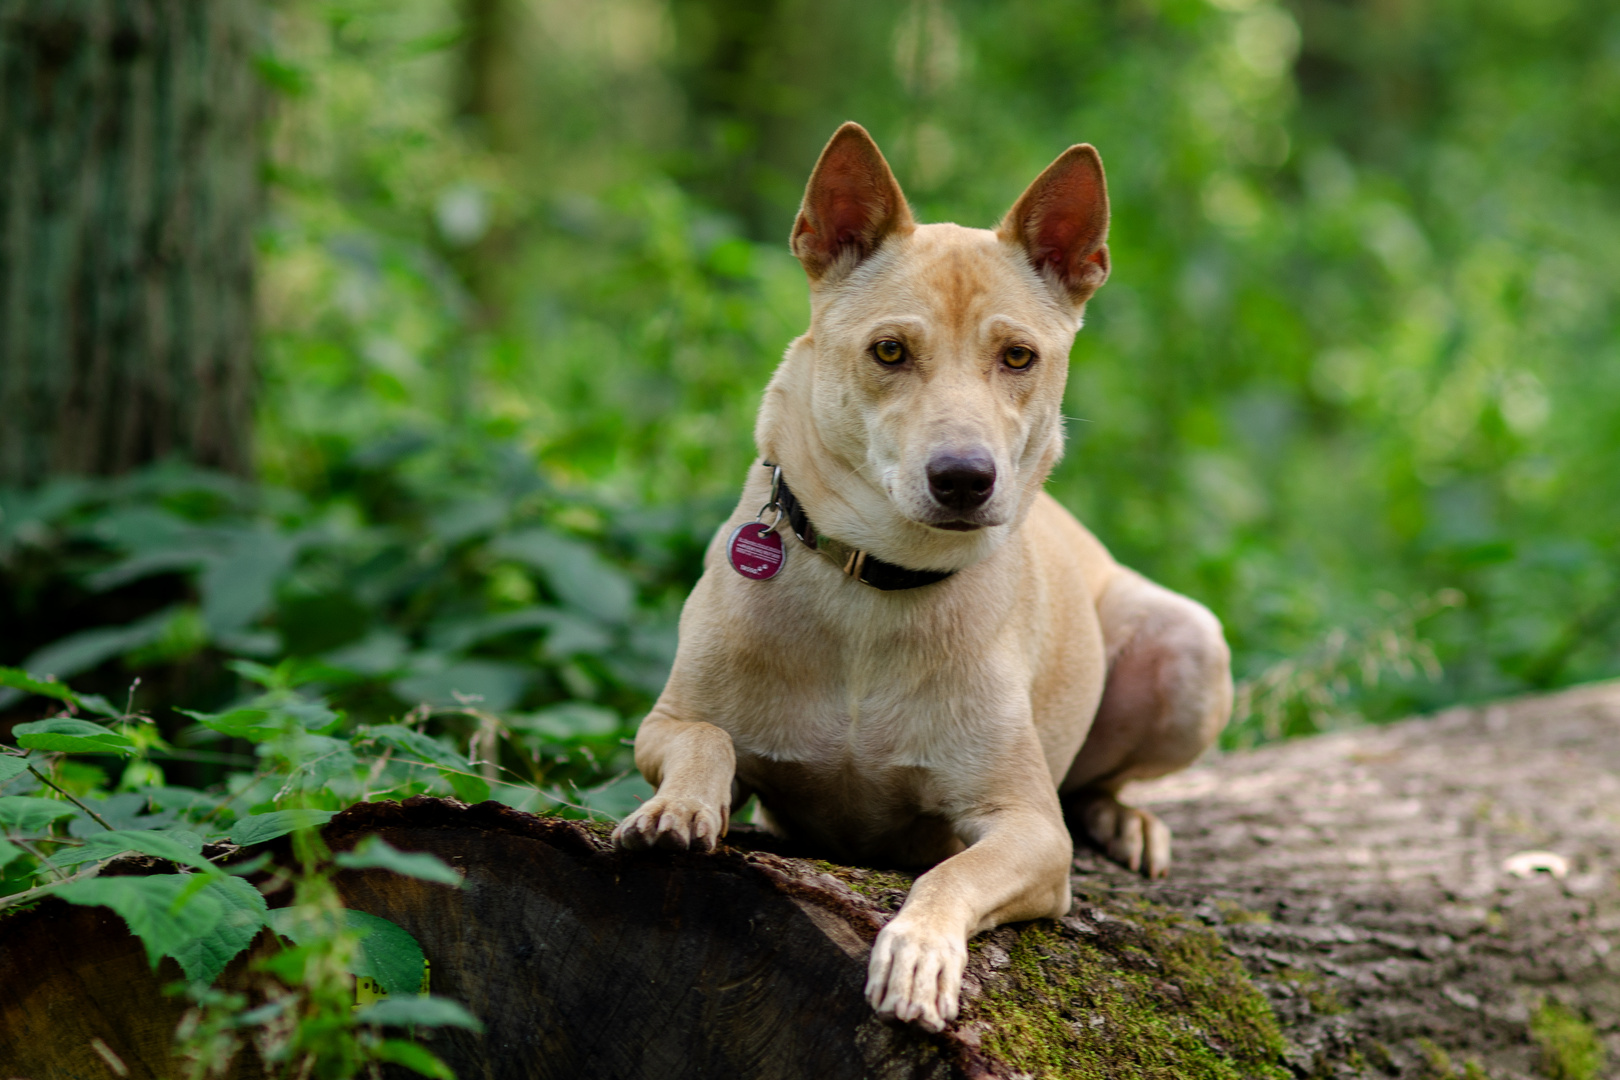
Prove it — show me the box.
[1060,567,1232,877]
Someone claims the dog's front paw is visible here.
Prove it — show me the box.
[865,916,967,1033]
[612,792,727,853]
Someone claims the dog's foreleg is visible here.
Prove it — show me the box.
[865,802,1072,1033]
[612,705,736,853]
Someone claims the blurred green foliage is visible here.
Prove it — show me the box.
[4,0,1620,773]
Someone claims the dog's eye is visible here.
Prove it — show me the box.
[872,339,906,365]
[1004,345,1036,369]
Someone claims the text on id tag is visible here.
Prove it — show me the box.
[726,522,785,580]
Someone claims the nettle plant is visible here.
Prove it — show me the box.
[0,663,635,1079]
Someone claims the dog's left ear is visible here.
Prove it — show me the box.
[791,122,916,283]
[998,145,1110,306]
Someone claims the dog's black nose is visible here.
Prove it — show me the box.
[927,451,996,512]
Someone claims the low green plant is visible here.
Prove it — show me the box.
[0,448,717,800]
[0,664,590,1078]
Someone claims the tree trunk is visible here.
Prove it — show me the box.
[0,0,261,487]
[2,682,1616,1079]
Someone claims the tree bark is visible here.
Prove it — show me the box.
[0,0,262,487]
[2,682,1616,1079]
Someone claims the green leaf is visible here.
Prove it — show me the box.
[19,608,176,683]
[513,702,621,743]
[168,875,269,984]
[184,698,340,743]
[366,725,469,770]
[370,1040,456,1079]
[358,996,482,1032]
[334,837,463,888]
[571,773,656,819]
[182,707,287,742]
[390,660,531,713]
[0,668,120,718]
[230,809,337,847]
[440,769,490,804]
[490,528,635,624]
[0,795,80,832]
[0,756,30,784]
[11,717,135,755]
[267,907,426,996]
[0,838,22,868]
[200,527,300,635]
[344,910,427,996]
[55,874,225,969]
[55,830,214,873]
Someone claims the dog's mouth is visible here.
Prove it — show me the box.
[931,520,985,532]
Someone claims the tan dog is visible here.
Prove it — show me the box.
[613,123,1232,1033]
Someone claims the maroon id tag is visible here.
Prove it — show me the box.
[726,522,785,580]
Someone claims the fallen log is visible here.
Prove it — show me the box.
[2,680,1616,1079]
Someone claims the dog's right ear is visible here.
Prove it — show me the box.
[791,123,915,282]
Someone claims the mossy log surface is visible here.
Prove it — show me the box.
[2,681,1616,1079]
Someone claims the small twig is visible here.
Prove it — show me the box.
[360,747,395,801]
[28,765,115,831]
[8,836,71,882]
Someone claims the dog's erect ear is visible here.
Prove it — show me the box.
[791,122,915,282]
[998,145,1110,305]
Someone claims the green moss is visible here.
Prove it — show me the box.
[1462,1060,1490,1080]
[806,859,913,905]
[1277,967,1346,1016]
[968,894,1289,1079]
[1417,1038,1454,1079]
[576,818,617,842]
[1214,898,1272,925]
[1530,1000,1605,1080]
[1366,1041,1395,1073]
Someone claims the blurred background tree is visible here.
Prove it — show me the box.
[0,0,262,485]
[3,0,1618,794]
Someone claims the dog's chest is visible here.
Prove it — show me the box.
[726,681,1004,863]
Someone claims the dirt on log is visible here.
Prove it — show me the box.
[1,681,1616,1080]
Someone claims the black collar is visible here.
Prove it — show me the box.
[769,467,956,591]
